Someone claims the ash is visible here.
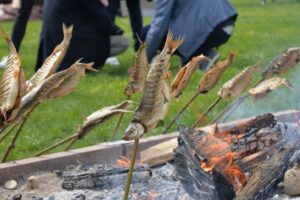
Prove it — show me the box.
[42,163,194,200]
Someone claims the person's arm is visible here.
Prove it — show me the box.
[145,0,175,61]
[80,0,121,35]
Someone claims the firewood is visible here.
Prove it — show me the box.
[140,138,177,166]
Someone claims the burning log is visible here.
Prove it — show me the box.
[62,164,152,191]
[235,134,300,200]
[174,113,299,199]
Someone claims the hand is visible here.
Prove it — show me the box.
[100,0,109,7]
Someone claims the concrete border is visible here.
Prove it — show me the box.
[0,110,299,184]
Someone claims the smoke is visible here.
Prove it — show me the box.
[223,65,300,122]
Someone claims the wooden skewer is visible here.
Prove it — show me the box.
[123,138,140,200]
[111,95,131,140]
[209,77,265,124]
[0,123,19,144]
[221,95,250,123]
[162,90,202,134]
[34,133,77,157]
[1,118,27,162]
[64,136,78,151]
[192,96,223,128]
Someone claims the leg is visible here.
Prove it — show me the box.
[11,0,34,52]
[184,16,236,67]
[109,35,130,57]
[107,0,120,22]
[125,0,143,51]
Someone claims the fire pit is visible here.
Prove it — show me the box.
[1,110,300,200]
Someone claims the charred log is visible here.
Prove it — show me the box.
[235,134,300,200]
[62,164,151,191]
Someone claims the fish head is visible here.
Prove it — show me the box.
[123,122,145,141]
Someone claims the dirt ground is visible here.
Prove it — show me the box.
[0,171,63,200]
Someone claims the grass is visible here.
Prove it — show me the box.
[1,0,300,161]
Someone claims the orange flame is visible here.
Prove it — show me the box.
[201,152,246,193]
[116,155,142,167]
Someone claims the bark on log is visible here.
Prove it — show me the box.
[235,136,300,200]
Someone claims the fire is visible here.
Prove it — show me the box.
[200,152,246,193]
[116,155,142,167]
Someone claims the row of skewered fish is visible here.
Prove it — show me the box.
[0,24,101,131]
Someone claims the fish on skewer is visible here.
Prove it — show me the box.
[15,60,96,122]
[26,24,73,92]
[248,77,293,100]
[262,47,300,78]
[123,32,184,140]
[192,63,260,128]
[171,54,209,99]
[0,28,26,124]
[218,63,261,99]
[124,36,149,96]
[198,51,237,94]
[77,100,134,139]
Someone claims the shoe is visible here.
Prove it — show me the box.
[199,49,220,70]
[0,56,8,69]
[105,57,120,66]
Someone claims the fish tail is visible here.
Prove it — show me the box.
[62,23,73,42]
[136,33,147,48]
[0,25,18,54]
[164,30,184,54]
[80,61,98,72]
[228,50,238,62]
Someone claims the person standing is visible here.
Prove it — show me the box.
[0,0,35,68]
[35,0,129,71]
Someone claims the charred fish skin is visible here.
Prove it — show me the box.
[124,37,149,96]
[262,47,300,78]
[171,54,209,99]
[198,51,237,94]
[248,77,293,99]
[77,100,134,139]
[219,63,261,99]
[26,24,74,92]
[0,27,25,121]
[123,32,184,140]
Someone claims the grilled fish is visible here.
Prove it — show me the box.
[123,32,184,140]
[171,54,209,99]
[77,100,133,139]
[16,60,96,121]
[26,24,73,92]
[262,47,300,78]
[0,28,26,122]
[248,77,293,99]
[124,36,149,96]
[198,51,237,93]
[218,63,260,98]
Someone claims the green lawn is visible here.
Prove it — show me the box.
[1,0,300,161]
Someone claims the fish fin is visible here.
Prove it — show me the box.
[192,54,211,63]
[228,50,238,62]
[81,62,98,72]
[164,30,184,54]
[79,114,87,121]
[0,25,18,54]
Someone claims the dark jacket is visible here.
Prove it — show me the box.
[36,0,120,71]
[146,0,238,61]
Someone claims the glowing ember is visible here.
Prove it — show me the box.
[116,155,142,167]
